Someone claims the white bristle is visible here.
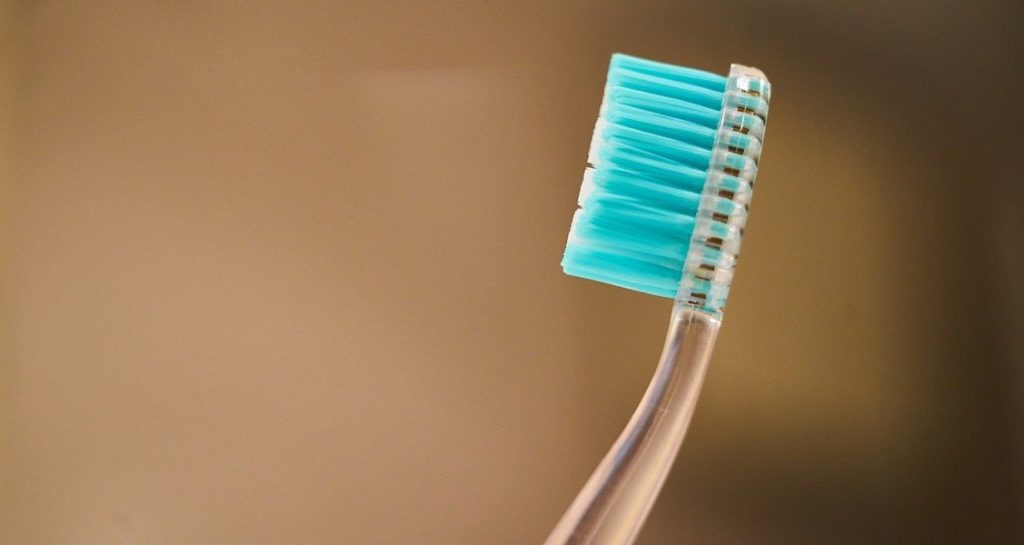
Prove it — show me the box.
[587,117,607,167]
[578,167,596,205]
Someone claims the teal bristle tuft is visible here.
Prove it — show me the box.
[563,54,726,298]
[562,54,771,311]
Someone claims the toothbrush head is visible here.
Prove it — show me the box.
[562,54,771,316]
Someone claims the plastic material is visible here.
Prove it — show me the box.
[562,56,771,316]
[544,306,720,545]
[552,55,773,545]
[562,54,727,298]
[676,64,771,315]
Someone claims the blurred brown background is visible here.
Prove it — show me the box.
[2,1,1022,544]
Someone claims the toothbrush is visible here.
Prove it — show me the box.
[549,54,771,545]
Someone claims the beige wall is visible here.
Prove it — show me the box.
[2,2,1021,544]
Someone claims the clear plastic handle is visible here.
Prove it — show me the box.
[545,306,721,545]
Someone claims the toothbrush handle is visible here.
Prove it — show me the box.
[545,306,721,545]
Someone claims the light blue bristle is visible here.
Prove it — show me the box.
[562,54,728,298]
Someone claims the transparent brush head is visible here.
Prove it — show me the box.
[677,64,770,316]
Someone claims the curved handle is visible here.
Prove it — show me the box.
[545,306,720,545]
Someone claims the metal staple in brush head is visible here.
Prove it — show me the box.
[561,55,771,314]
[677,64,771,315]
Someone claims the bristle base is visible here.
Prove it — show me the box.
[676,64,771,316]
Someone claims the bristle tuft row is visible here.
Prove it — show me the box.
[562,55,728,297]
[563,57,771,312]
